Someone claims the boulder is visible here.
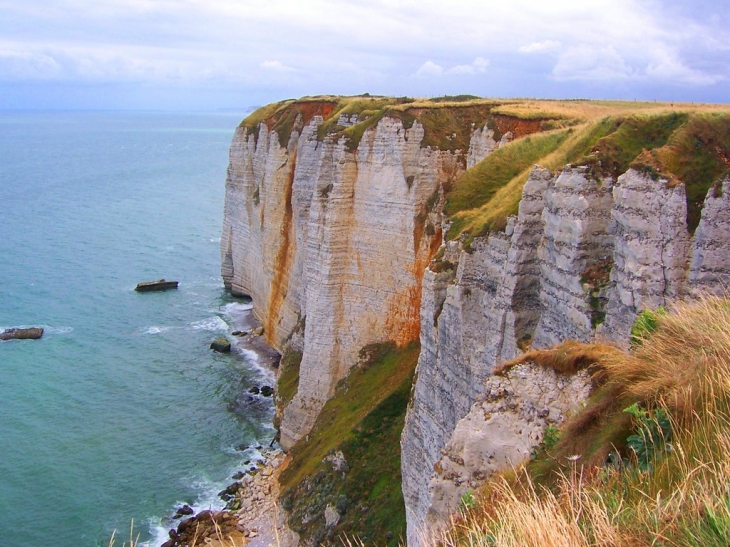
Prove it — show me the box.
[210,338,231,353]
[0,327,44,341]
[260,385,274,397]
[173,504,194,519]
[252,327,264,336]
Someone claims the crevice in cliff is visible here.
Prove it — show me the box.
[266,147,298,343]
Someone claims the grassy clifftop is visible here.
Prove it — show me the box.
[241,95,730,239]
[440,297,730,546]
[446,105,730,240]
[240,95,569,152]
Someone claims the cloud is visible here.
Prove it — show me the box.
[552,45,634,81]
[0,49,62,80]
[260,60,296,72]
[1,0,728,108]
[415,60,443,77]
[519,40,561,53]
[552,43,723,86]
[446,57,489,75]
[645,51,723,86]
[416,57,489,77]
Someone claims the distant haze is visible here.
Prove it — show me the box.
[1,0,728,110]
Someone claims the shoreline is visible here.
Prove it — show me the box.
[158,299,296,547]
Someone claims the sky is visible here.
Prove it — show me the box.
[0,0,728,110]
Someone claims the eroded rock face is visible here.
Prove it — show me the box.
[690,177,730,293]
[532,167,614,348]
[222,114,484,449]
[402,166,551,545]
[425,363,592,536]
[598,169,692,345]
[466,124,498,169]
[403,168,730,545]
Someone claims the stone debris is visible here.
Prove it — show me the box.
[426,362,592,529]
[163,450,298,547]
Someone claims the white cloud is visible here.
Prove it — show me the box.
[415,60,443,77]
[0,0,728,107]
[552,45,634,81]
[519,40,561,53]
[645,51,723,86]
[446,56,489,75]
[0,49,61,80]
[260,60,296,72]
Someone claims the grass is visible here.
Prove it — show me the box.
[445,111,730,241]
[435,296,730,547]
[236,95,566,152]
[279,341,420,547]
[444,129,572,238]
[631,113,730,232]
[578,112,689,180]
[276,348,302,409]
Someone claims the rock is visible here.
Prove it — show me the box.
[425,362,592,532]
[252,327,264,337]
[249,386,260,394]
[324,450,348,473]
[324,505,340,528]
[210,338,231,353]
[134,279,179,292]
[232,330,247,336]
[232,471,245,480]
[0,327,43,341]
[173,504,194,519]
[260,385,274,397]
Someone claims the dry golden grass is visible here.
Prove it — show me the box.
[433,296,730,547]
[495,339,618,377]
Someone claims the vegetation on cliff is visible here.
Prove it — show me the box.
[279,342,420,546]
[438,297,730,546]
[446,106,730,241]
[239,95,563,154]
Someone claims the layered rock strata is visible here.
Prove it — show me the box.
[221,113,496,449]
[402,168,730,544]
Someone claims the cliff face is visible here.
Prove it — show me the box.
[222,98,730,546]
[401,171,730,544]
[221,101,504,449]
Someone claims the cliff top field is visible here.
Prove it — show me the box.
[240,95,730,239]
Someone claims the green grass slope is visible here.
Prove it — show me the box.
[279,342,420,547]
[447,110,730,240]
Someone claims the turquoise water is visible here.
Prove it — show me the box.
[0,112,275,547]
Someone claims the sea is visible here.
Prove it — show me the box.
[0,111,276,547]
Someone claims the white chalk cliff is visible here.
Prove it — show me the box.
[221,101,730,545]
[401,171,730,544]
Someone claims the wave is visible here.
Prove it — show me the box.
[220,302,253,319]
[142,450,267,547]
[188,316,229,332]
[140,326,174,335]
